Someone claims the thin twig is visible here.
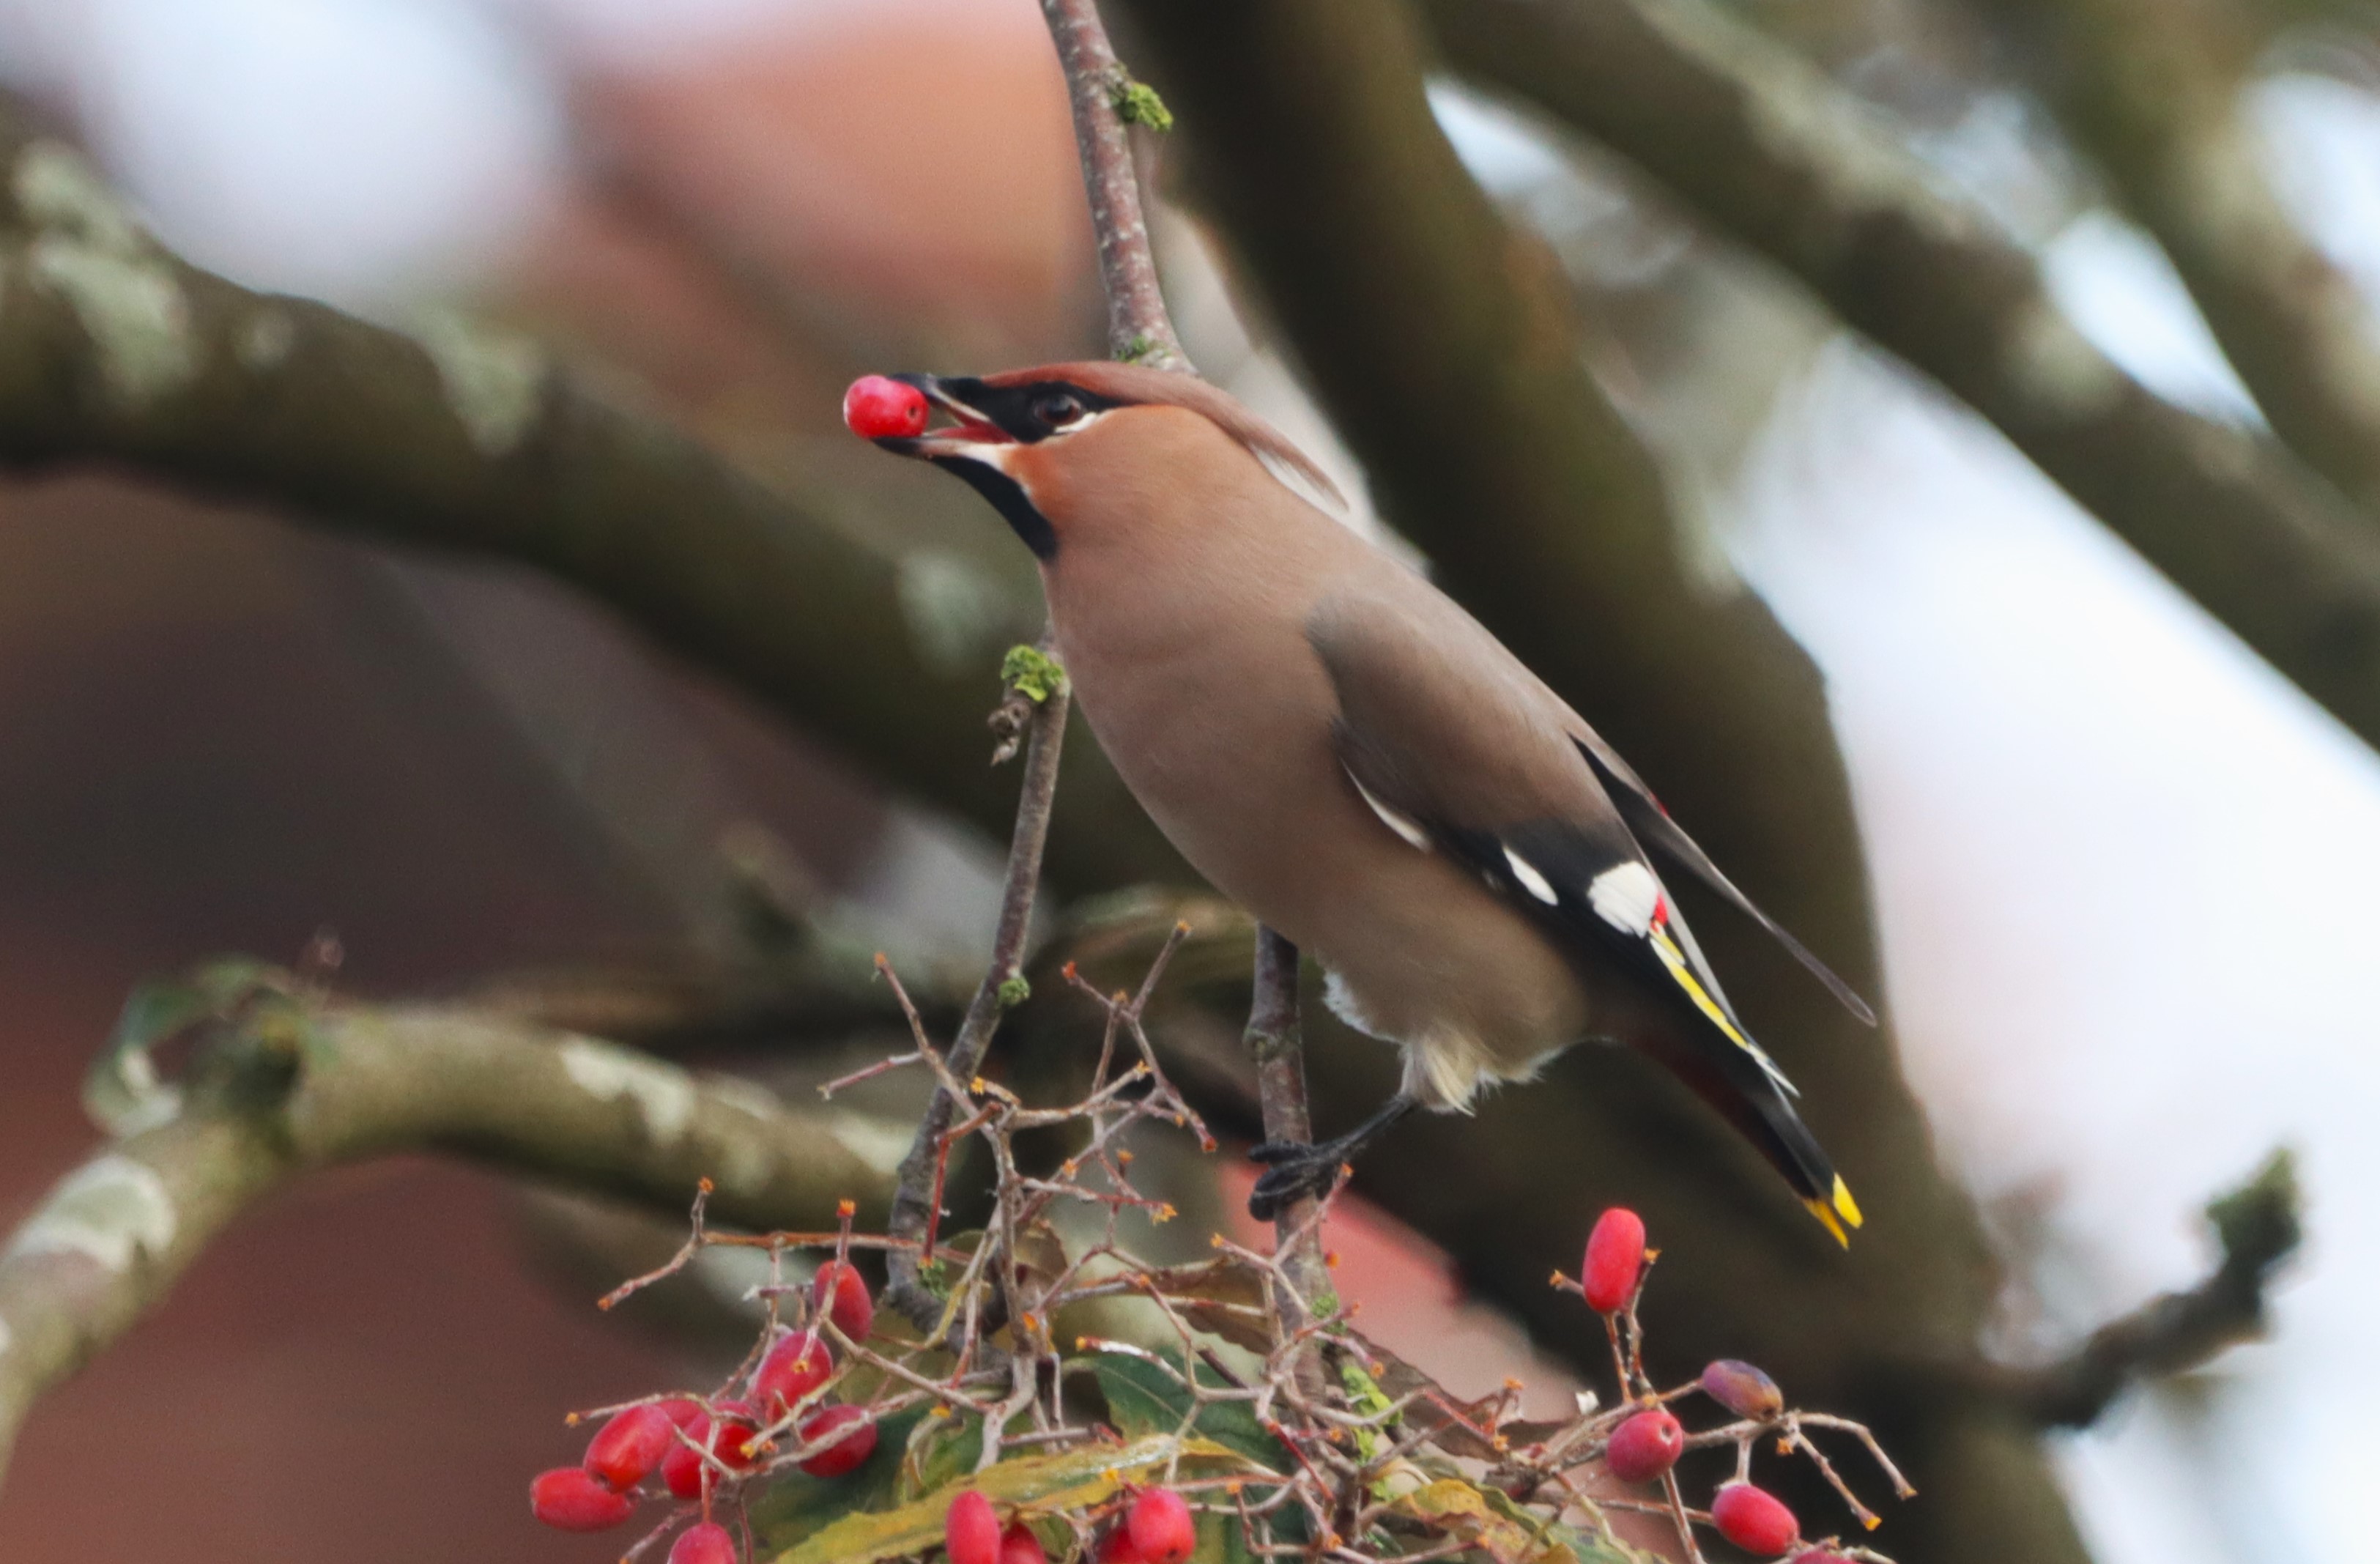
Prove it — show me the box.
[1038,0,1191,370]
[884,669,1073,1327]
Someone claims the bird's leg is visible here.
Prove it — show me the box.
[1245,1093,1419,1220]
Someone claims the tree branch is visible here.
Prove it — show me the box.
[1041,0,1191,369]
[1976,1149,2302,1428]
[1033,0,1321,1281]
[884,655,1072,1327]
[0,108,1179,894]
[1985,0,2380,516]
[1420,0,2380,760]
[0,976,889,1488]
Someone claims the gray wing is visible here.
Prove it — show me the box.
[1306,588,1867,1240]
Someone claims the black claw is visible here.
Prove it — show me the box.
[1242,1143,1347,1220]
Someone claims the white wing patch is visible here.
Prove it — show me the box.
[1503,848,1559,905]
[1588,861,1662,933]
[1346,769,1433,851]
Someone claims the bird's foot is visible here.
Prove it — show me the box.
[1245,1137,1356,1221]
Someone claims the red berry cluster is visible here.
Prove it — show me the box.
[1559,1207,1899,1562]
[942,1484,1195,1564]
[530,1256,884,1560]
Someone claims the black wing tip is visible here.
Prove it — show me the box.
[1760,916,1879,1028]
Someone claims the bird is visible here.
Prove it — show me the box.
[847,361,1875,1242]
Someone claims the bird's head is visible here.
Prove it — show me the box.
[844,362,1342,560]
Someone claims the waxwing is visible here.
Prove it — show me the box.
[845,363,1873,1241]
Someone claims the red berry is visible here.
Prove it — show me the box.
[1700,1359,1784,1420]
[844,376,930,440]
[1127,1488,1196,1564]
[1603,1408,1685,1483]
[1710,1483,1801,1557]
[946,1489,1002,1564]
[1581,1207,1647,1313]
[1000,1523,1048,1564]
[710,1401,765,1470]
[796,1405,877,1478]
[1097,1524,1144,1564]
[585,1404,677,1491]
[530,1466,637,1531]
[661,1407,760,1498]
[754,1330,834,1417]
[659,1397,704,1428]
[661,1421,708,1500]
[672,1521,741,1564]
[814,1260,875,1344]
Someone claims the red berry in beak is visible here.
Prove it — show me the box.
[1603,1408,1685,1483]
[845,375,930,440]
[1581,1207,1647,1313]
[530,1466,637,1530]
[1710,1482,1801,1556]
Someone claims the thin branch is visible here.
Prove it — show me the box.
[884,661,1073,1327]
[1421,0,2380,761]
[1984,0,2380,516]
[1970,1149,2302,1427]
[0,985,888,1488]
[1039,0,1192,370]
[1243,927,1330,1327]
[1033,0,1327,1300]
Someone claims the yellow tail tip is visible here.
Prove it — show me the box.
[1804,1176,1864,1247]
[1832,1174,1864,1230]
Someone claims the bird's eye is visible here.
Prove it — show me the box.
[1033,392,1084,428]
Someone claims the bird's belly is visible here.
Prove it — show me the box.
[1053,613,1587,1100]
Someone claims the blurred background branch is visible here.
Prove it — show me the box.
[0,100,1177,895]
[1984,0,2380,516]
[1970,1149,2303,1429]
[1422,0,2380,758]
[0,964,890,1489]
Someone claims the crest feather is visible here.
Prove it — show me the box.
[985,360,1346,509]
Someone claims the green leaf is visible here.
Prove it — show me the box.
[761,1434,1252,1564]
[1387,1480,1650,1564]
[898,1408,983,1501]
[1088,1351,1286,1474]
[1001,644,1066,703]
[1108,77,1174,134]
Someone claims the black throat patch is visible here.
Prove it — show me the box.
[929,455,1058,560]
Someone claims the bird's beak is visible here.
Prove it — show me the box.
[875,374,1016,462]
